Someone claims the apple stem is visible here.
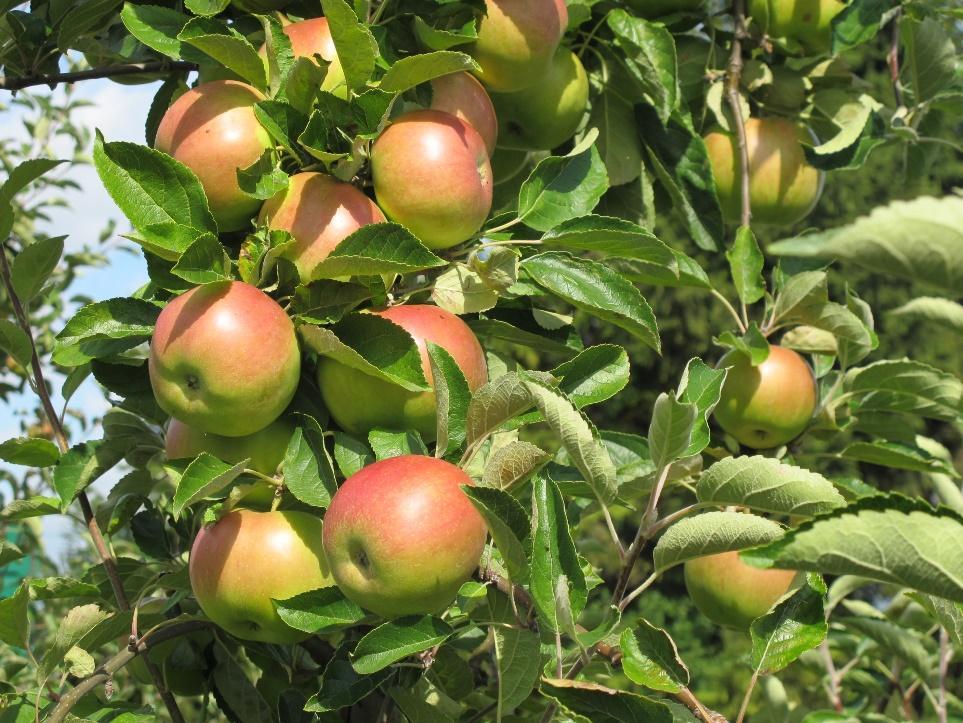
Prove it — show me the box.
[735,669,760,723]
[711,288,748,334]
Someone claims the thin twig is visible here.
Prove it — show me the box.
[820,641,844,712]
[711,289,747,334]
[618,573,657,612]
[726,0,752,229]
[0,61,196,92]
[735,670,760,723]
[888,8,904,109]
[938,627,951,723]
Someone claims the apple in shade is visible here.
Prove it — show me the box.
[149,281,301,438]
[705,116,824,226]
[371,110,493,249]
[258,172,386,282]
[469,0,568,93]
[317,304,488,440]
[714,345,817,449]
[684,551,800,630]
[165,417,294,475]
[429,72,499,154]
[748,0,847,55]
[491,49,588,151]
[322,455,488,617]
[189,509,335,643]
[154,80,272,232]
[267,18,347,99]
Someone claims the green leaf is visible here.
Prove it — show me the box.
[171,235,232,284]
[41,604,112,678]
[292,279,370,325]
[306,643,393,712]
[749,573,828,674]
[331,432,374,478]
[427,343,471,457]
[321,0,378,91]
[431,264,499,315]
[845,359,962,422]
[516,142,609,232]
[0,583,29,648]
[178,16,267,89]
[552,345,631,410]
[697,456,846,518]
[494,626,542,717]
[530,476,587,632]
[0,158,66,206]
[319,225,446,280]
[523,252,660,352]
[481,441,550,491]
[889,296,963,333]
[0,541,24,567]
[902,16,957,105]
[254,100,308,158]
[653,511,786,574]
[300,314,429,391]
[53,297,160,367]
[727,226,765,305]
[120,3,197,61]
[380,52,478,94]
[463,485,530,583]
[351,616,453,674]
[0,437,61,467]
[524,376,617,504]
[53,440,126,510]
[647,392,697,471]
[211,639,274,722]
[273,586,365,634]
[620,620,690,694]
[11,236,64,302]
[0,318,32,370]
[1,496,61,519]
[465,372,550,447]
[172,453,249,517]
[831,0,891,53]
[676,359,727,458]
[389,686,455,723]
[28,577,101,601]
[541,215,675,269]
[840,616,933,681]
[772,270,829,325]
[283,415,338,508]
[237,149,291,201]
[841,439,956,475]
[540,679,674,722]
[591,79,645,187]
[745,496,963,603]
[606,11,678,124]
[907,593,963,646]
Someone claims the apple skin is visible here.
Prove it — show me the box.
[430,72,499,155]
[189,509,334,644]
[154,80,272,233]
[149,281,301,438]
[469,0,568,93]
[748,0,847,55]
[317,305,488,440]
[323,455,488,617]
[685,551,799,630]
[491,49,588,151]
[371,110,493,249]
[705,117,824,226]
[165,417,294,475]
[627,0,703,16]
[270,18,347,99]
[714,345,817,449]
[259,173,386,282]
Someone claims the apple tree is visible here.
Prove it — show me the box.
[1,0,962,721]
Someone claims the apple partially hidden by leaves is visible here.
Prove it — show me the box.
[270,18,347,99]
[317,304,488,440]
[491,48,588,151]
[189,509,334,644]
[430,71,499,155]
[149,281,301,438]
[154,80,272,232]
[685,551,800,630]
[259,172,386,283]
[371,110,493,250]
[165,417,294,476]
[714,345,817,449]
[748,0,847,55]
[322,455,488,618]
[705,117,824,227]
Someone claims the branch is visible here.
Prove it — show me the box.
[735,670,760,723]
[48,621,211,723]
[0,242,185,723]
[0,61,196,92]
[888,8,904,109]
[726,0,752,229]
[938,627,951,723]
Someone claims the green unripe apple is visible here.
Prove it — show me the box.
[469,0,568,93]
[189,509,334,644]
[149,281,301,438]
[259,172,386,282]
[627,0,703,17]
[165,417,294,475]
[491,49,588,151]
[685,551,800,630]
[714,345,817,449]
[317,305,488,440]
[371,110,493,249]
[748,0,847,55]
[704,116,824,226]
[430,72,499,155]
[154,80,272,233]
[322,455,488,617]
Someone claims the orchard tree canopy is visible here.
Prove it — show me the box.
[0,0,962,722]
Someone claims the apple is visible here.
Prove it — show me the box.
[714,345,817,449]
[761,65,809,111]
[317,304,487,440]
[154,80,272,233]
[264,18,347,99]
[627,0,703,16]
[165,417,294,475]
[429,72,499,155]
[491,49,588,151]
[149,281,301,438]
[469,0,568,93]
[322,455,488,617]
[128,631,214,697]
[685,551,799,630]
[189,509,334,644]
[258,173,386,282]
[704,116,824,226]
[748,0,847,55]
[370,110,493,249]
